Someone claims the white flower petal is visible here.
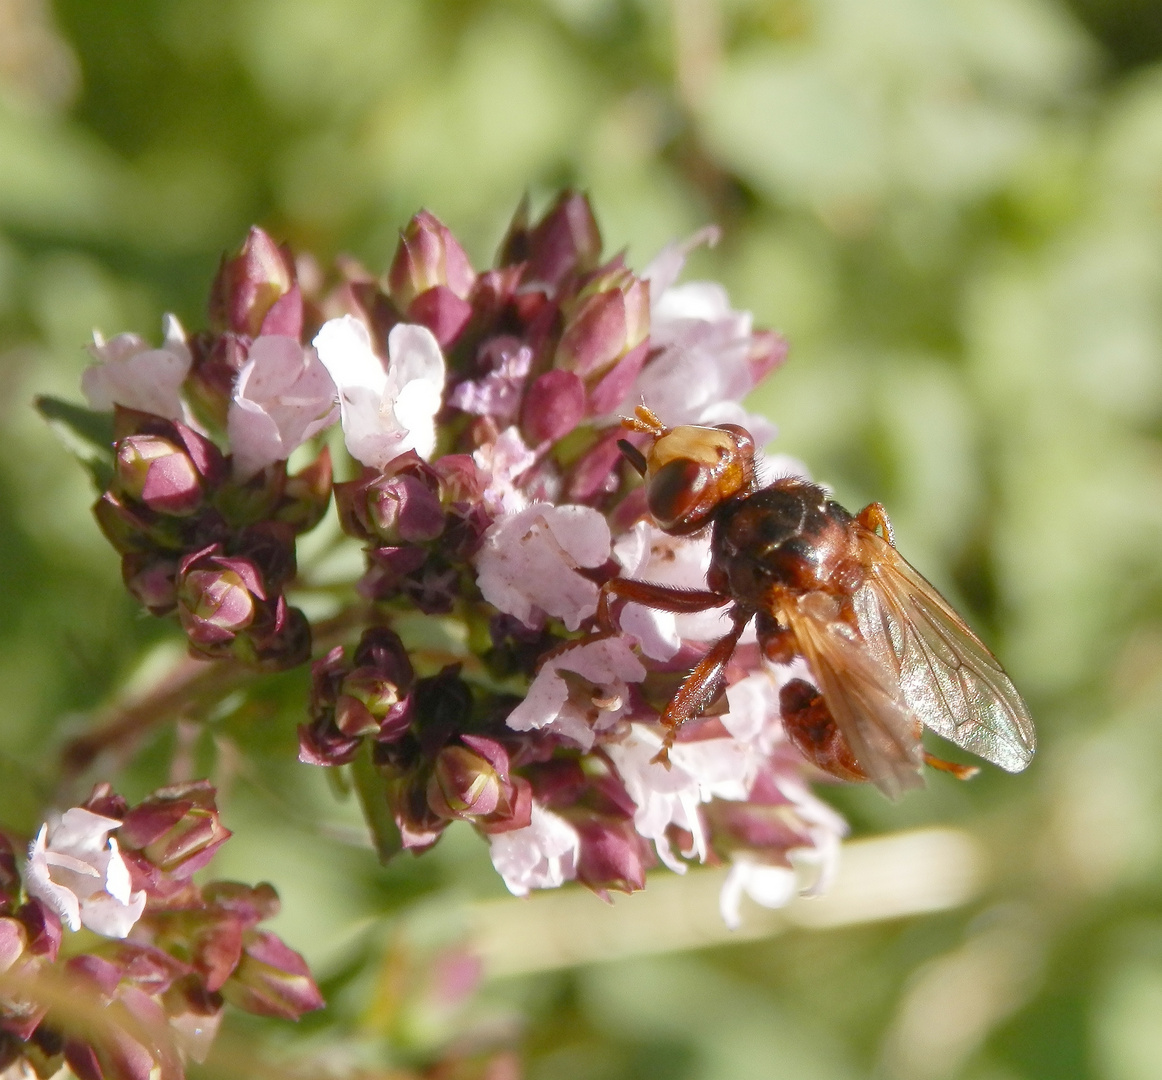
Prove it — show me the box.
[386,322,444,388]
[313,315,387,397]
[25,826,81,932]
[314,317,445,469]
[23,809,146,939]
[227,336,339,481]
[506,635,645,750]
[81,315,191,420]
[719,859,797,930]
[80,889,147,939]
[475,504,611,631]
[488,805,580,896]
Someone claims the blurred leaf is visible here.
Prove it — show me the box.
[34,394,114,490]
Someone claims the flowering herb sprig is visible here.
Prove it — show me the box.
[0,782,322,1080]
[42,192,847,925]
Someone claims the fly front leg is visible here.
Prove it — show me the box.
[856,501,895,547]
[596,577,729,633]
[654,610,751,766]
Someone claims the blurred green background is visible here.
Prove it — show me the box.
[4,0,1162,1077]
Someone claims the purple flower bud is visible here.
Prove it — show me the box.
[406,286,473,349]
[365,474,446,544]
[521,369,585,445]
[188,331,249,428]
[507,191,603,289]
[556,269,650,379]
[566,430,627,503]
[387,210,476,309]
[240,596,312,671]
[574,817,648,898]
[221,931,324,1020]
[179,566,256,645]
[111,410,227,489]
[17,901,62,961]
[336,671,411,738]
[118,782,231,880]
[93,493,160,556]
[0,916,26,972]
[209,227,296,338]
[114,434,204,517]
[120,553,180,616]
[585,338,649,416]
[427,746,503,819]
[386,772,448,852]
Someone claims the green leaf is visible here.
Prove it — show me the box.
[35,395,115,490]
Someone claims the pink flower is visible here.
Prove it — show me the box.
[474,426,538,515]
[605,724,753,872]
[313,315,445,469]
[505,634,646,750]
[25,808,146,938]
[474,503,611,632]
[488,804,580,896]
[227,335,338,481]
[612,522,732,659]
[81,314,192,421]
[630,234,784,440]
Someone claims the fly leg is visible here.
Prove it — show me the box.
[596,577,728,632]
[655,609,751,766]
[921,752,980,781]
[856,502,895,547]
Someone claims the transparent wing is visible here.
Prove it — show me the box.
[780,591,924,800]
[853,531,1035,773]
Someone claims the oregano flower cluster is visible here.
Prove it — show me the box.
[51,193,850,923]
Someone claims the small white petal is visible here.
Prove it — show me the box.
[25,826,81,932]
[475,504,611,631]
[103,837,132,904]
[719,860,797,930]
[80,889,147,939]
[489,805,580,896]
[313,315,387,397]
[81,315,192,420]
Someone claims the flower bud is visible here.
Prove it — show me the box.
[427,746,502,820]
[209,227,296,338]
[118,781,231,880]
[238,597,312,672]
[504,191,602,288]
[178,550,261,649]
[120,553,180,615]
[221,932,324,1021]
[575,817,648,898]
[366,474,445,543]
[556,267,650,379]
[114,434,203,516]
[521,369,585,445]
[387,210,476,309]
[335,671,412,740]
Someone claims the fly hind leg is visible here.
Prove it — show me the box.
[654,610,750,766]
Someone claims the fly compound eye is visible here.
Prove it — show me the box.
[647,457,710,530]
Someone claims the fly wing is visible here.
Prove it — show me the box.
[853,530,1035,773]
[779,591,924,799]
